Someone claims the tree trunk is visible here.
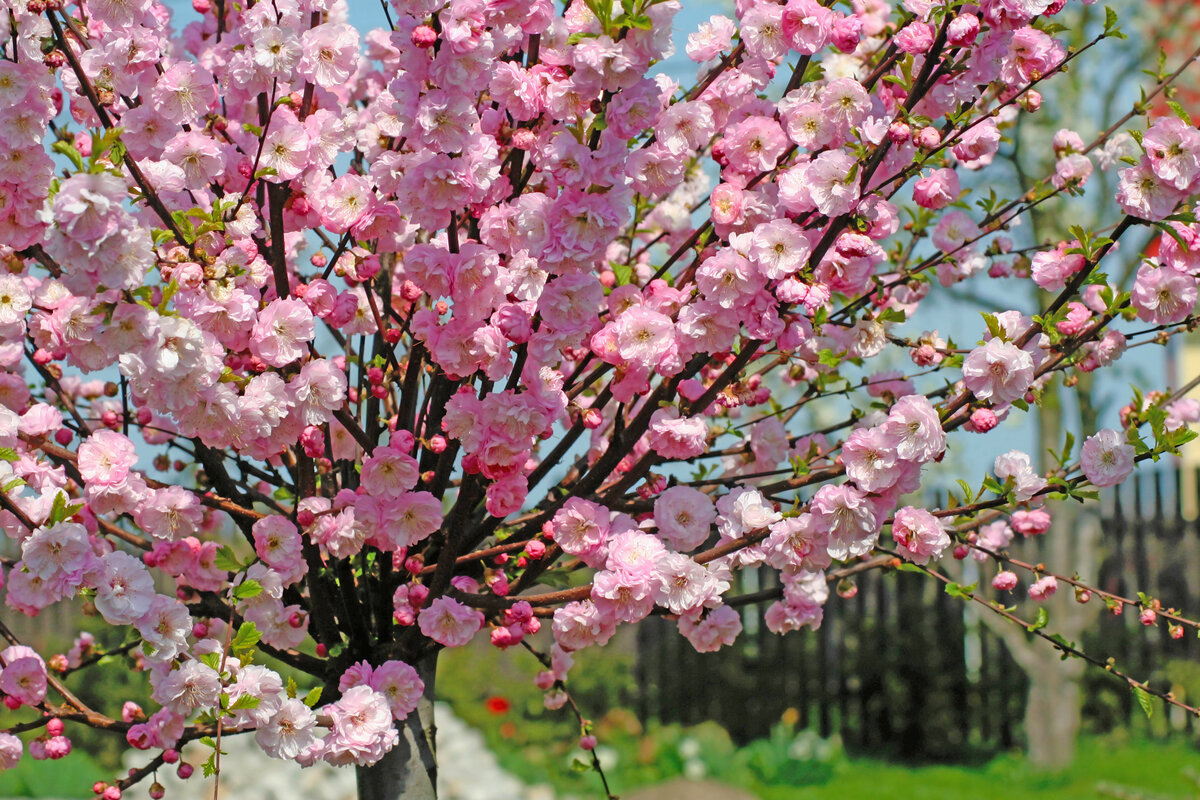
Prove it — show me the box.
[357,653,439,800]
[1022,646,1086,769]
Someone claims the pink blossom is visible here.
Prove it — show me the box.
[653,486,716,551]
[1131,263,1197,324]
[369,660,425,720]
[1028,575,1058,602]
[992,571,1018,592]
[809,484,879,560]
[994,450,1048,502]
[678,605,742,653]
[323,685,398,767]
[912,169,960,209]
[891,507,950,565]
[962,339,1035,404]
[418,597,483,648]
[1080,429,1134,488]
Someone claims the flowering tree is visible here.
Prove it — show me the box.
[1,0,1200,797]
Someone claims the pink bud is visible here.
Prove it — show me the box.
[315,644,328,658]
[992,571,1018,592]
[968,408,998,433]
[511,129,537,150]
[411,25,438,47]
[104,786,122,800]
[149,783,165,800]
[297,509,316,527]
[534,671,555,690]
[946,13,979,46]
[162,749,179,764]
[1140,608,1158,626]
[887,121,911,144]
[580,735,597,751]
[526,540,546,559]
[915,127,941,150]
[46,718,64,737]
[191,622,208,638]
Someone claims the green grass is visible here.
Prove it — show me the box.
[0,749,107,798]
[761,737,1200,800]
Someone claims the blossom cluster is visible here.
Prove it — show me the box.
[0,0,1194,791]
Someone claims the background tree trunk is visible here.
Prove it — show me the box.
[357,654,439,800]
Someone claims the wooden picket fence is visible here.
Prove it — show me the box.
[633,466,1200,758]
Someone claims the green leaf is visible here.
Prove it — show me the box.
[233,579,263,601]
[1133,684,1154,719]
[1026,607,1049,632]
[228,694,262,711]
[944,582,977,600]
[981,312,1004,342]
[0,447,17,463]
[286,677,298,699]
[198,651,221,671]
[1166,100,1191,124]
[231,622,261,656]
[214,546,244,573]
[1103,6,1125,38]
[303,687,323,708]
[46,492,85,526]
[893,562,925,573]
[610,262,633,287]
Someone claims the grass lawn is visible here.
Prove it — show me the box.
[741,736,1200,800]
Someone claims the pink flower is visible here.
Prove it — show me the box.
[782,0,835,54]
[891,507,950,565]
[418,597,483,648]
[765,513,832,573]
[962,339,1035,404]
[1131,263,1197,324]
[552,600,617,650]
[1143,117,1200,191]
[323,685,398,767]
[361,446,420,499]
[994,450,1048,502]
[0,655,46,706]
[809,484,879,560]
[678,605,742,653]
[992,571,1018,592]
[716,488,782,540]
[653,486,716,552]
[1080,429,1134,488]
[1028,575,1058,602]
[883,395,946,463]
[721,116,788,174]
[50,173,125,244]
[686,15,736,62]
[912,168,960,210]
[651,553,720,615]
[154,659,220,716]
[369,660,425,720]
[1011,508,1052,536]
[895,21,935,53]
[550,498,611,558]
[647,408,708,459]
[297,23,360,89]
[1117,159,1188,221]
[93,551,155,625]
[842,426,904,493]
[255,698,317,760]
[0,733,20,769]
[151,62,216,125]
